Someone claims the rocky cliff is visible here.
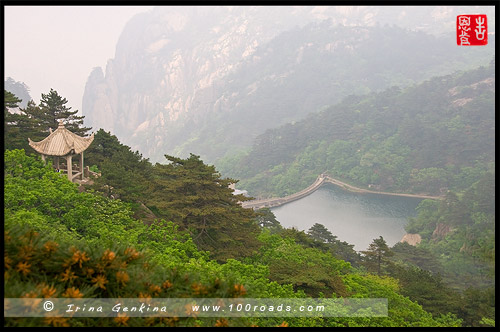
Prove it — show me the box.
[82,6,495,163]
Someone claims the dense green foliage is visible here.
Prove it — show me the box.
[4,149,288,327]
[280,226,361,267]
[145,154,261,261]
[4,90,22,109]
[404,171,495,290]
[84,130,261,261]
[224,61,494,198]
[213,62,495,326]
[4,58,494,326]
[84,128,153,204]
[4,149,464,327]
[5,91,42,152]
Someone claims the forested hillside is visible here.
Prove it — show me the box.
[1,88,476,326]
[219,61,495,313]
[224,61,494,198]
[3,59,494,327]
[4,148,468,327]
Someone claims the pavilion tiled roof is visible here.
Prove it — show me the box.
[28,120,94,156]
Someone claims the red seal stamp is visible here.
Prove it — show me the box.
[457,14,488,46]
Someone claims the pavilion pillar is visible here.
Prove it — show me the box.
[55,156,60,170]
[41,154,46,163]
[66,154,73,181]
[80,152,84,180]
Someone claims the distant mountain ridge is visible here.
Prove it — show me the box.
[5,77,32,109]
[82,6,495,163]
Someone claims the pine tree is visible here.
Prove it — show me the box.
[4,90,21,109]
[361,236,394,275]
[307,223,338,243]
[4,91,21,150]
[255,208,282,233]
[4,92,43,151]
[38,88,91,135]
[5,89,92,151]
[145,154,261,261]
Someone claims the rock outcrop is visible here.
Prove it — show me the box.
[432,223,455,240]
[400,233,422,246]
[82,6,495,163]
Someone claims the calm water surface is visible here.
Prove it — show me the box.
[271,183,423,251]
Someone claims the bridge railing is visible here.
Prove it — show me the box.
[241,173,442,210]
[241,175,326,209]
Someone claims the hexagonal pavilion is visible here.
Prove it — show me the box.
[28,120,94,182]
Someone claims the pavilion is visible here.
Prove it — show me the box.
[28,120,94,182]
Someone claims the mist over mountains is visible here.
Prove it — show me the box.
[82,6,495,163]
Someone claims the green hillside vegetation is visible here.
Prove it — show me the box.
[403,171,495,291]
[216,62,495,324]
[4,148,467,327]
[3,59,494,327]
[224,61,494,198]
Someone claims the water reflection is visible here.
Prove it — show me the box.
[271,183,422,251]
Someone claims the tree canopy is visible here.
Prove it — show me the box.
[145,154,261,261]
[361,236,394,276]
[4,89,91,152]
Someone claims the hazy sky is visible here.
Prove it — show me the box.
[4,6,154,112]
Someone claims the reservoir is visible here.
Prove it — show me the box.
[271,183,423,251]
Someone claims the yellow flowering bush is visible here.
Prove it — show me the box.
[4,222,250,327]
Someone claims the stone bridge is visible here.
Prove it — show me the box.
[241,174,327,209]
[241,173,443,210]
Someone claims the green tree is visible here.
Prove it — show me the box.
[4,90,22,148]
[255,208,282,233]
[5,89,91,152]
[390,242,444,275]
[307,223,338,243]
[280,226,361,266]
[389,265,462,319]
[361,236,394,275]
[5,91,22,148]
[438,191,471,227]
[38,88,91,135]
[84,129,128,166]
[459,287,496,327]
[4,92,46,151]
[83,129,154,215]
[279,227,329,251]
[255,231,351,297]
[4,90,22,109]
[145,154,261,261]
[328,240,361,267]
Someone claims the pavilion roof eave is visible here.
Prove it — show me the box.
[28,124,94,156]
